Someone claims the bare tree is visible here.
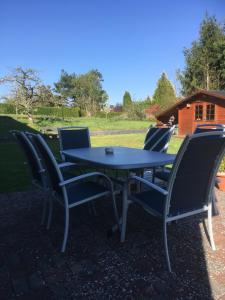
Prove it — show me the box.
[0,67,41,120]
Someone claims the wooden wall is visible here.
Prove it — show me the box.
[178,95,225,135]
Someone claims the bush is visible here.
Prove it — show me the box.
[0,103,16,114]
[94,111,124,119]
[33,106,80,118]
[219,157,225,172]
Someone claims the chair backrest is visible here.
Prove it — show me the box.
[31,134,64,196]
[143,126,175,152]
[166,132,225,217]
[58,126,90,158]
[11,130,43,185]
[194,124,225,134]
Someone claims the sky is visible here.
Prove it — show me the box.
[0,0,225,105]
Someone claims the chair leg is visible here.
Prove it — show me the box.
[207,203,216,251]
[120,186,129,242]
[163,220,172,272]
[46,198,53,230]
[61,207,70,252]
[111,191,120,226]
[212,189,219,215]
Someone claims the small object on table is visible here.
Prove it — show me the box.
[105,147,114,155]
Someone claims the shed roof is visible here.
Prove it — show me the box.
[156,89,225,119]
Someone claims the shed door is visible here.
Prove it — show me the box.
[178,106,194,135]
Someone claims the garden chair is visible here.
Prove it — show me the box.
[31,133,119,252]
[143,125,175,152]
[11,130,48,224]
[58,126,91,162]
[194,123,225,134]
[142,125,175,182]
[155,124,225,182]
[121,131,225,272]
[25,132,77,170]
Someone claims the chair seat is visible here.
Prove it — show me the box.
[155,168,171,182]
[66,181,109,206]
[130,188,166,217]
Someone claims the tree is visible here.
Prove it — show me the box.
[122,91,132,110]
[0,67,41,119]
[152,72,177,110]
[177,15,225,95]
[54,69,108,115]
[36,84,56,106]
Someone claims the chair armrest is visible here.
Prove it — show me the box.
[128,175,168,196]
[58,162,77,169]
[59,172,113,188]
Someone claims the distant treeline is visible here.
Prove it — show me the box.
[0,103,125,119]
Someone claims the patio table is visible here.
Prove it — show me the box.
[63,146,175,233]
[62,146,175,170]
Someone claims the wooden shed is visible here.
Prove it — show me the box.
[156,90,225,136]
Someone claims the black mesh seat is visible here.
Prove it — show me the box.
[142,126,175,183]
[155,124,225,183]
[11,131,44,186]
[29,134,119,252]
[11,130,48,224]
[58,126,91,162]
[121,131,225,272]
[66,182,109,207]
[130,189,166,216]
[154,168,171,182]
[144,126,175,152]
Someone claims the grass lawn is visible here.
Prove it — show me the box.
[0,115,154,139]
[0,134,183,193]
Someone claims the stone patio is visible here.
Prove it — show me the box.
[0,189,225,299]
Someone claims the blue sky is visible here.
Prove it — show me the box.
[0,0,225,104]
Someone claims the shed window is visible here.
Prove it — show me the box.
[206,104,215,120]
[195,105,203,121]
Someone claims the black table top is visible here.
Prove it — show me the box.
[62,146,175,170]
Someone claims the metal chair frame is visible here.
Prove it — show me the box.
[11,130,50,224]
[35,134,119,252]
[121,131,225,272]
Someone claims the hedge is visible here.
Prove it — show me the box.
[0,104,80,118]
[0,103,16,114]
[94,111,124,119]
[33,106,80,118]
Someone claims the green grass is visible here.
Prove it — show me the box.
[0,113,182,193]
[0,114,153,138]
[0,134,183,193]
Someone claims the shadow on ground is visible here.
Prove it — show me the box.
[1,189,225,299]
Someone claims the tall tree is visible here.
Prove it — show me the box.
[177,15,225,95]
[122,91,132,110]
[36,84,56,106]
[54,69,108,115]
[0,67,41,119]
[152,72,176,110]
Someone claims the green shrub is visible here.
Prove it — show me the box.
[0,104,16,114]
[33,106,80,118]
[79,109,87,117]
[94,111,124,119]
[219,157,225,172]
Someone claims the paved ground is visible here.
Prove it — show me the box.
[0,189,225,299]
